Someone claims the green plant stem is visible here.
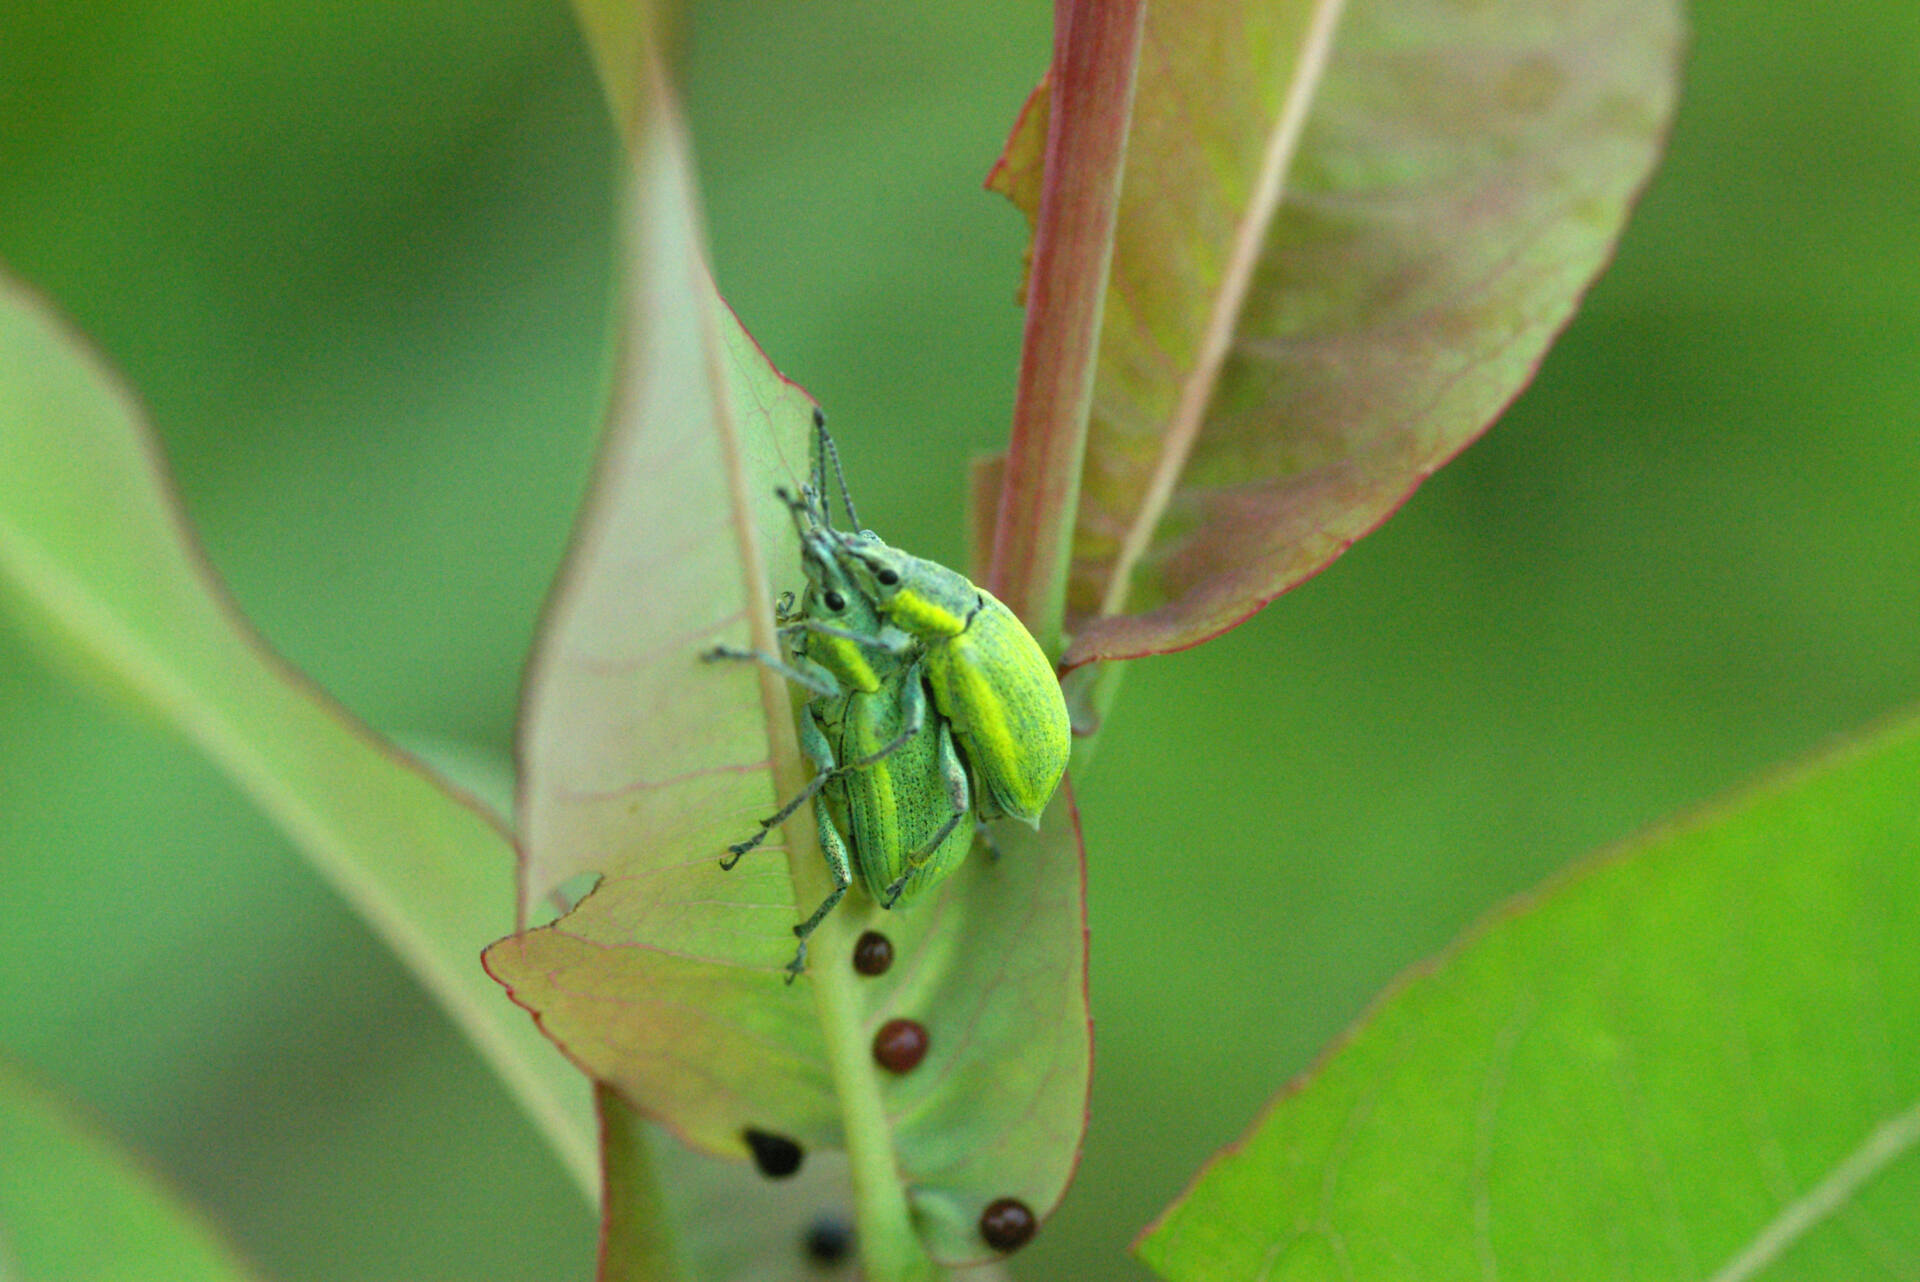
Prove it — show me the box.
[702,189,935,1282]
[808,904,938,1282]
[988,0,1147,649]
[594,1085,692,1282]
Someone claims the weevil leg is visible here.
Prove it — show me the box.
[702,644,840,700]
[722,671,918,868]
[883,808,965,910]
[786,793,854,982]
[932,712,972,817]
[721,710,837,870]
[974,823,1003,863]
[787,617,915,659]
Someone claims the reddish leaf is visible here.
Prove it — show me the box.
[991,0,1684,670]
[484,31,1090,1272]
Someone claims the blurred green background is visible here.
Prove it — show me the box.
[2,1,1916,1278]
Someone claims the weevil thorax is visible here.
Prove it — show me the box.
[835,540,979,640]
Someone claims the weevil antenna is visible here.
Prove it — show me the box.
[779,485,823,541]
[813,408,860,532]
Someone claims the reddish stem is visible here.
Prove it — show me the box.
[988,0,1147,651]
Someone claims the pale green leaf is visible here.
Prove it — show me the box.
[0,271,596,1195]
[0,1062,261,1281]
[1139,712,1920,1279]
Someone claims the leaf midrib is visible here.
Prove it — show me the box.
[1705,1096,1920,1282]
[1096,0,1351,621]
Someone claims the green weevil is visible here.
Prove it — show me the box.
[706,429,974,977]
[830,528,1071,829]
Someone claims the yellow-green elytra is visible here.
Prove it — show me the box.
[703,423,974,977]
[832,537,1071,828]
[790,504,975,912]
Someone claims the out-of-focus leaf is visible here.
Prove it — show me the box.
[602,1084,873,1282]
[569,0,647,142]
[481,34,1090,1275]
[0,1061,261,1281]
[1138,712,1920,1280]
[990,0,1683,669]
[981,72,1049,256]
[0,272,596,1192]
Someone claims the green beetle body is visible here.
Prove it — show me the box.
[815,651,974,911]
[833,540,1070,828]
[707,460,973,976]
[788,515,974,911]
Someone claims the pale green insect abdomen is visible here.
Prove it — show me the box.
[829,673,974,908]
[933,589,1071,826]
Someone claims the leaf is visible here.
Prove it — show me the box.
[601,1084,892,1282]
[991,0,1684,669]
[0,272,596,1192]
[1137,712,1920,1280]
[981,71,1049,252]
[481,35,1090,1275]
[0,1061,261,1281]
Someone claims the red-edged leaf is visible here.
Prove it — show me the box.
[992,0,1684,670]
[483,29,1090,1273]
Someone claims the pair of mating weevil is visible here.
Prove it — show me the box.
[707,415,1072,979]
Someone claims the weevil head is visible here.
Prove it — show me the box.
[772,483,867,625]
[793,520,879,623]
[831,536,909,604]
[792,531,900,693]
[832,533,978,637]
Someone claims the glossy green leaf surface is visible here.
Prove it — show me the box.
[481,34,1091,1272]
[993,0,1684,669]
[0,272,596,1192]
[0,1063,260,1281]
[1140,712,1920,1280]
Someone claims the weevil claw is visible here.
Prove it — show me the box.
[784,941,808,984]
[720,836,759,870]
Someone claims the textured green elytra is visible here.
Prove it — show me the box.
[795,511,976,917]
[705,418,975,976]
[832,536,1071,828]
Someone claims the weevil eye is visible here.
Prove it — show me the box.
[876,568,899,587]
[823,589,846,612]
